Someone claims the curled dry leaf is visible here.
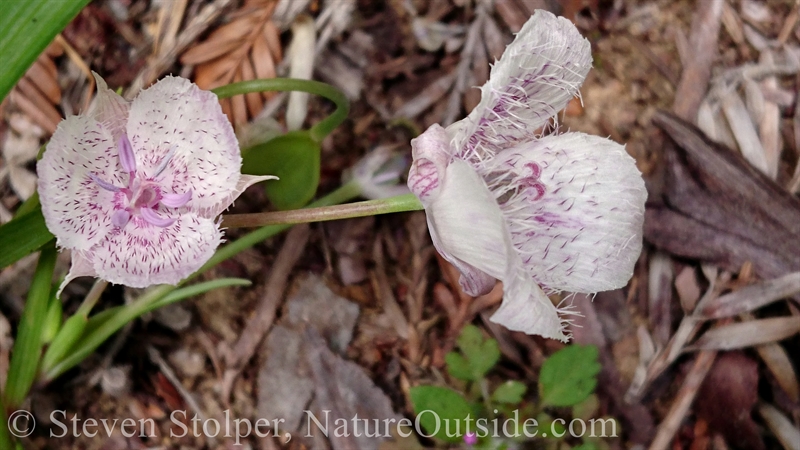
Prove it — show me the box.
[180,0,282,127]
[695,271,800,320]
[647,111,800,280]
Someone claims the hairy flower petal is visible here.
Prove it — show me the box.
[90,214,222,287]
[126,76,242,217]
[450,10,592,162]
[483,132,646,292]
[38,115,127,250]
[490,267,566,341]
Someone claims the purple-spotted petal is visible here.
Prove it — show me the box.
[160,189,192,208]
[90,214,222,288]
[449,10,592,162]
[408,124,457,206]
[38,115,127,251]
[205,174,276,218]
[140,207,177,227]
[481,132,646,293]
[126,76,242,216]
[90,72,130,142]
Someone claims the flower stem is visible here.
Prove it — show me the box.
[212,78,349,143]
[221,193,423,228]
[74,279,108,318]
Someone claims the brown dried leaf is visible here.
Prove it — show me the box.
[181,0,281,125]
[647,111,800,279]
[754,341,799,403]
[757,403,800,450]
[10,52,63,135]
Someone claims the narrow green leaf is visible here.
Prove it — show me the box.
[4,243,57,408]
[0,0,90,103]
[39,314,87,375]
[40,291,63,344]
[410,386,473,443]
[491,380,527,405]
[0,207,54,269]
[242,131,321,210]
[41,279,250,382]
[539,345,601,407]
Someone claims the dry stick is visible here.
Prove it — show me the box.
[220,224,310,400]
[648,350,717,450]
[126,0,235,98]
[672,0,724,121]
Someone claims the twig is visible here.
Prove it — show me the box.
[648,350,717,450]
[220,224,310,399]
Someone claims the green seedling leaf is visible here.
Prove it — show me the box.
[492,380,527,405]
[242,131,320,210]
[539,344,600,407]
[0,207,54,269]
[410,386,473,443]
[573,442,600,450]
[456,324,500,380]
[445,351,474,381]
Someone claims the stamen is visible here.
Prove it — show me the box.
[118,134,137,174]
[152,144,177,178]
[89,173,121,192]
[140,207,176,227]
[160,189,192,208]
[111,209,131,228]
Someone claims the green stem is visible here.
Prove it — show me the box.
[212,79,349,143]
[0,394,14,450]
[221,193,423,228]
[4,243,56,409]
[192,180,362,280]
[41,181,363,382]
[74,280,108,318]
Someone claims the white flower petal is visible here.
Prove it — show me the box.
[490,268,567,341]
[90,72,130,143]
[90,214,222,287]
[450,10,592,161]
[408,124,456,206]
[484,132,646,293]
[426,158,509,292]
[57,250,98,297]
[126,76,242,217]
[37,115,126,251]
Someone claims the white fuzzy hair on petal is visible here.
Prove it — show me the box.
[448,10,592,163]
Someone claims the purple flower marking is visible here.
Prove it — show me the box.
[407,11,646,341]
[38,73,274,292]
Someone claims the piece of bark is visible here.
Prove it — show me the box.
[647,111,800,279]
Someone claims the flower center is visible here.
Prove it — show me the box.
[89,134,192,229]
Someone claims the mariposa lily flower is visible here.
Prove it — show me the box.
[38,74,273,291]
[408,10,646,341]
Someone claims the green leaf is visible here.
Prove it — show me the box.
[445,351,475,381]
[572,443,600,450]
[242,131,320,210]
[491,380,527,405]
[0,207,54,269]
[410,386,473,443]
[0,0,90,103]
[456,324,500,379]
[539,345,600,407]
[4,243,56,408]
